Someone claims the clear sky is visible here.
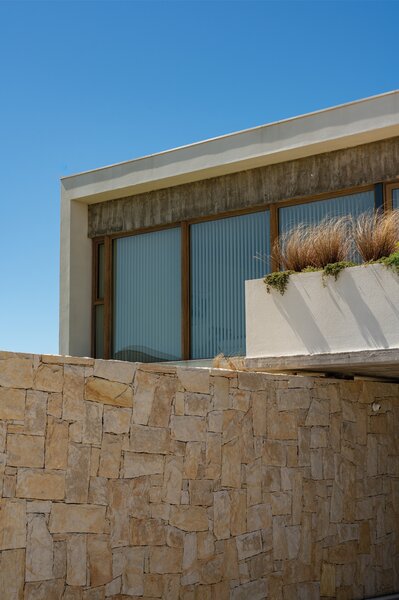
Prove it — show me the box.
[0,0,398,355]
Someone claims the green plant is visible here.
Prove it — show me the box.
[322,261,356,283]
[353,210,399,261]
[379,250,399,274]
[264,271,295,295]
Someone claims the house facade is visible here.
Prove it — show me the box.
[60,90,399,362]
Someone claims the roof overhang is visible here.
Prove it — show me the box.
[61,90,399,205]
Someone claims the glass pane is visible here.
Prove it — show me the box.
[393,188,399,209]
[113,228,182,362]
[190,211,270,359]
[279,191,375,234]
[95,304,104,359]
[97,243,105,300]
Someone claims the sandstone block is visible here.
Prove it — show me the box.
[25,390,47,435]
[231,578,267,600]
[121,546,145,596]
[88,477,108,505]
[88,534,112,587]
[66,443,90,502]
[247,503,272,531]
[0,387,25,420]
[130,517,166,546]
[99,434,122,478]
[45,416,68,469]
[267,408,297,440]
[123,452,164,478]
[82,401,103,445]
[205,433,221,479]
[16,469,65,500]
[230,490,247,536]
[150,546,183,574]
[66,534,87,586]
[143,573,163,597]
[0,355,33,388]
[162,456,183,504]
[221,436,241,488]
[85,376,132,407]
[170,415,206,442]
[252,392,267,436]
[63,365,85,421]
[197,531,215,560]
[277,388,311,410]
[34,363,63,393]
[0,548,25,599]
[132,370,157,425]
[8,433,44,469]
[130,424,171,454]
[149,375,176,427]
[230,389,251,412]
[213,491,230,539]
[236,531,263,560]
[169,506,208,531]
[94,359,136,384]
[212,376,229,409]
[26,514,53,581]
[189,480,213,507]
[103,406,131,434]
[305,398,330,426]
[177,368,210,393]
[26,501,52,513]
[47,392,62,418]
[0,499,26,549]
[184,393,211,416]
[271,491,292,515]
[23,580,64,599]
[320,563,336,597]
[49,504,106,533]
[184,442,202,479]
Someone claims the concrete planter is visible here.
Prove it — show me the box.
[245,263,399,359]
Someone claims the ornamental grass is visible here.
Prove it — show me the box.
[353,209,399,261]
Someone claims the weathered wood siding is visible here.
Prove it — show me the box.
[88,136,399,237]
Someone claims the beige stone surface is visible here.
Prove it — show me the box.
[0,356,33,389]
[169,506,208,532]
[0,353,398,599]
[87,534,112,587]
[0,499,26,549]
[8,434,44,468]
[103,406,131,434]
[49,504,106,533]
[45,417,68,469]
[85,377,132,407]
[0,548,25,599]
[34,363,63,393]
[123,452,164,478]
[66,534,87,586]
[170,415,206,442]
[0,387,25,420]
[16,469,65,500]
[26,514,53,581]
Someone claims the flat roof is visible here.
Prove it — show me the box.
[62,90,399,205]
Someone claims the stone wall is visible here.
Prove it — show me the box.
[88,136,399,237]
[0,351,398,599]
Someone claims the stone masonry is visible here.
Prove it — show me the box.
[0,350,398,599]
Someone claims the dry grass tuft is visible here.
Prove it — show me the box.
[274,217,351,271]
[353,210,399,261]
[213,353,247,371]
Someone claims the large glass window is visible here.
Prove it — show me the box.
[113,228,182,362]
[190,211,270,359]
[279,190,375,234]
[392,188,399,209]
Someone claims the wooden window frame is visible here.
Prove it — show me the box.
[92,183,378,361]
[384,181,399,211]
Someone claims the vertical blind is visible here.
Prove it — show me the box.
[190,211,270,359]
[113,228,182,362]
[393,188,399,209]
[279,191,375,234]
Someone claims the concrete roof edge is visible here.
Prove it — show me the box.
[61,90,399,181]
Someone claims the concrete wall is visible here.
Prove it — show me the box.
[0,351,398,599]
[88,136,399,237]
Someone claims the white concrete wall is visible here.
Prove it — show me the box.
[246,264,399,358]
[59,191,92,356]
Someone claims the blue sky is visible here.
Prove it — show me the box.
[0,0,398,355]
